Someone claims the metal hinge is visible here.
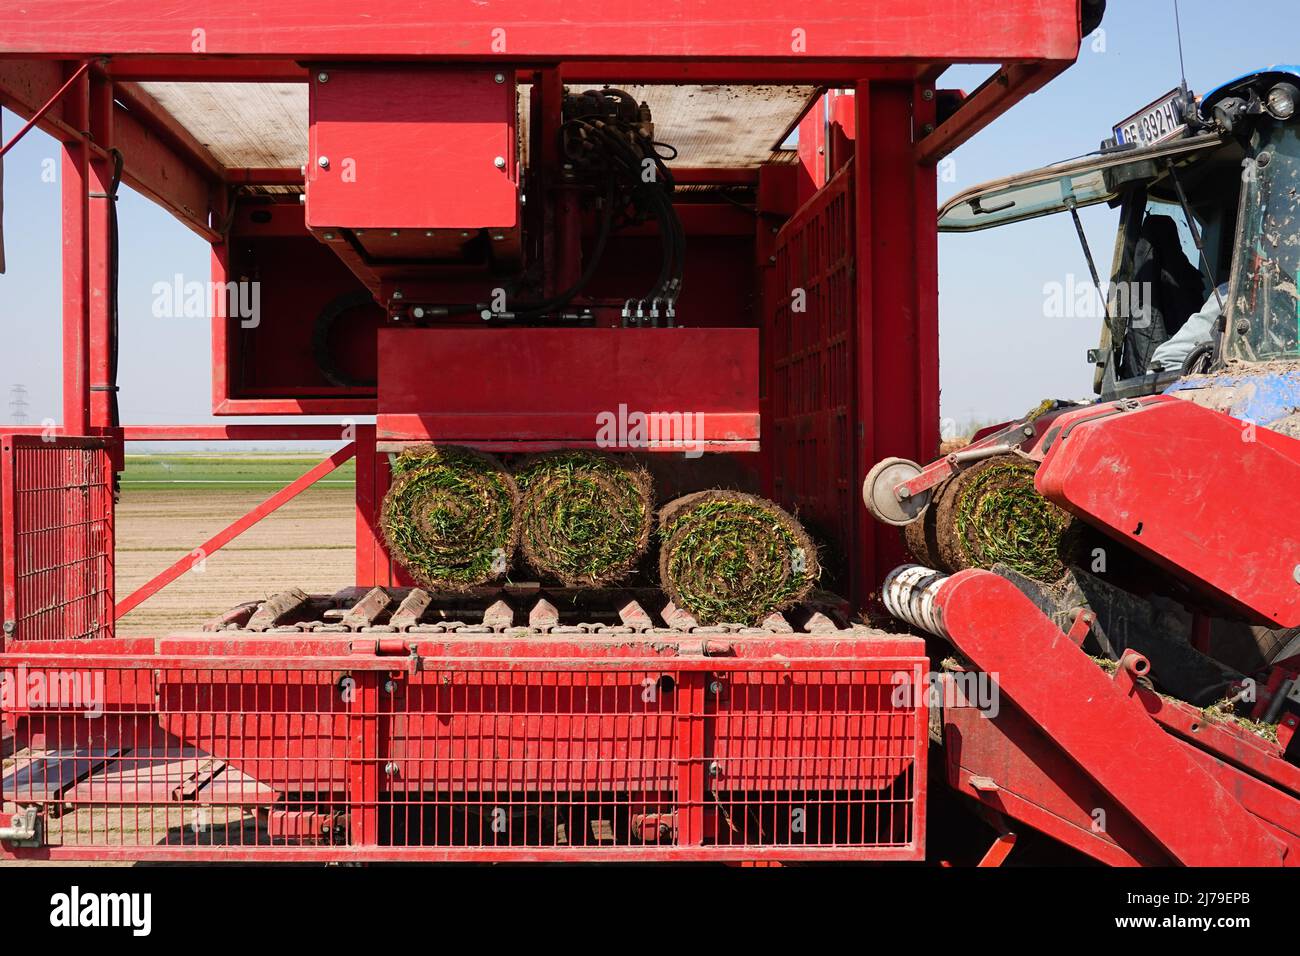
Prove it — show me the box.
[0,807,42,847]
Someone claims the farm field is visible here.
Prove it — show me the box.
[114,454,356,636]
[120,453,357,488]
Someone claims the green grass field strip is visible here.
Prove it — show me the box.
[121,455,357,486]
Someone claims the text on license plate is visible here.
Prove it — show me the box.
[1113,90,1187,147]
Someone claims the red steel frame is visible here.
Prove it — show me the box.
[936,570,1299,866]
[0,1,1087,860]
[0,0,1084,619]
[0,642,928,862]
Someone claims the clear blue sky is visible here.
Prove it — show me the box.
[0,0,1295,444]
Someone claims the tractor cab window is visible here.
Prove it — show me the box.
[1226,120,1300,362]
[937,132,1229,393]
[1109,194,1208,378]
[937,133,1223,232]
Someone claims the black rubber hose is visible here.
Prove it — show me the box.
[510,179,617,319]
[578,119,681,305]
[312,290,379,388]
[105,148,124,500]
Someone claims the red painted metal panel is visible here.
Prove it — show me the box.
[102,60,917,86]
[307,68,517,231]
[945,699,1164,866]
[0,436,113,646]
[828,89,857,174]
[0,642,926,861]
[767,164,857,598]
[0,1,1084,61]
[376,327,760,446]
[947,672,1300,865]
[1036,397,1300,628]
[935,569,1290,866]
[796,97,828,207]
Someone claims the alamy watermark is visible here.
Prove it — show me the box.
[151,274,261,329]
[1043,275,1152,326]
[50,886,150,936]
[892,667,1000,719]
[596,404,707,458]
[0,666,104,718]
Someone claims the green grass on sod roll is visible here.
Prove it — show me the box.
[515,451,653,587]
[950,457,1075,582]
[658,491,819,625]
[380,445,519,591]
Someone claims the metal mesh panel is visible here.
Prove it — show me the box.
[769,165,856,597]
[1,436,114,643]
[0,653,923,861]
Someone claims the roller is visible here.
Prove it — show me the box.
[881,564,950,638]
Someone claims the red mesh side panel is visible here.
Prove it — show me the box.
[768,166,856,595]
[0,651,924,861]
[1,436,114,643]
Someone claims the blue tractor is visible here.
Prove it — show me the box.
[939,66,1300,437]
[874,67,1300,680]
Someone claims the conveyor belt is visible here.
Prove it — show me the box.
[205,585,871,637]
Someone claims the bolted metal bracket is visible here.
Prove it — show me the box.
[0,806,42,848]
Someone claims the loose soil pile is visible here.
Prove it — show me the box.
[515,451,653,587]
[381,445,519,590]
[658,490,819,625]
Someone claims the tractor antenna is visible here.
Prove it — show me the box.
[1173,0,1189,98]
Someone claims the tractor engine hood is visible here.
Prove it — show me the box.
[1165,366,1300,439]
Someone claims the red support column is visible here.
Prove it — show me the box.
[347,670,382,847]
[87,73,117,460]
[209,224,232,416]
[795,95,827,208]
[827,89,857,174]
[354,424,379,587]
[853,80,940,607]
[60,64,91,436]
[675,671,706,846]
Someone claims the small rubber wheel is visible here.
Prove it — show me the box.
[863,457,931,526]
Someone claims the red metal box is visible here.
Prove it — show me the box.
[376,327,761,449]
[307,68,518,232]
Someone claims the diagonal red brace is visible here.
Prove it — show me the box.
[0,60,93,158]
[114,442,356,620]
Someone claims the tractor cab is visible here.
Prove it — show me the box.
[939,67,1300,434]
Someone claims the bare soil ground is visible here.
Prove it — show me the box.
[115,486,355,636]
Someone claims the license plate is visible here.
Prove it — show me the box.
[1113,89,1188,148]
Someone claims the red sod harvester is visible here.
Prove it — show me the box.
[2,0,1298,867]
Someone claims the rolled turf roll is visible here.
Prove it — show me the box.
[380,444,519,591]
[514,451,653,587]
[931,455,1080,582]
[658,490,819,625]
